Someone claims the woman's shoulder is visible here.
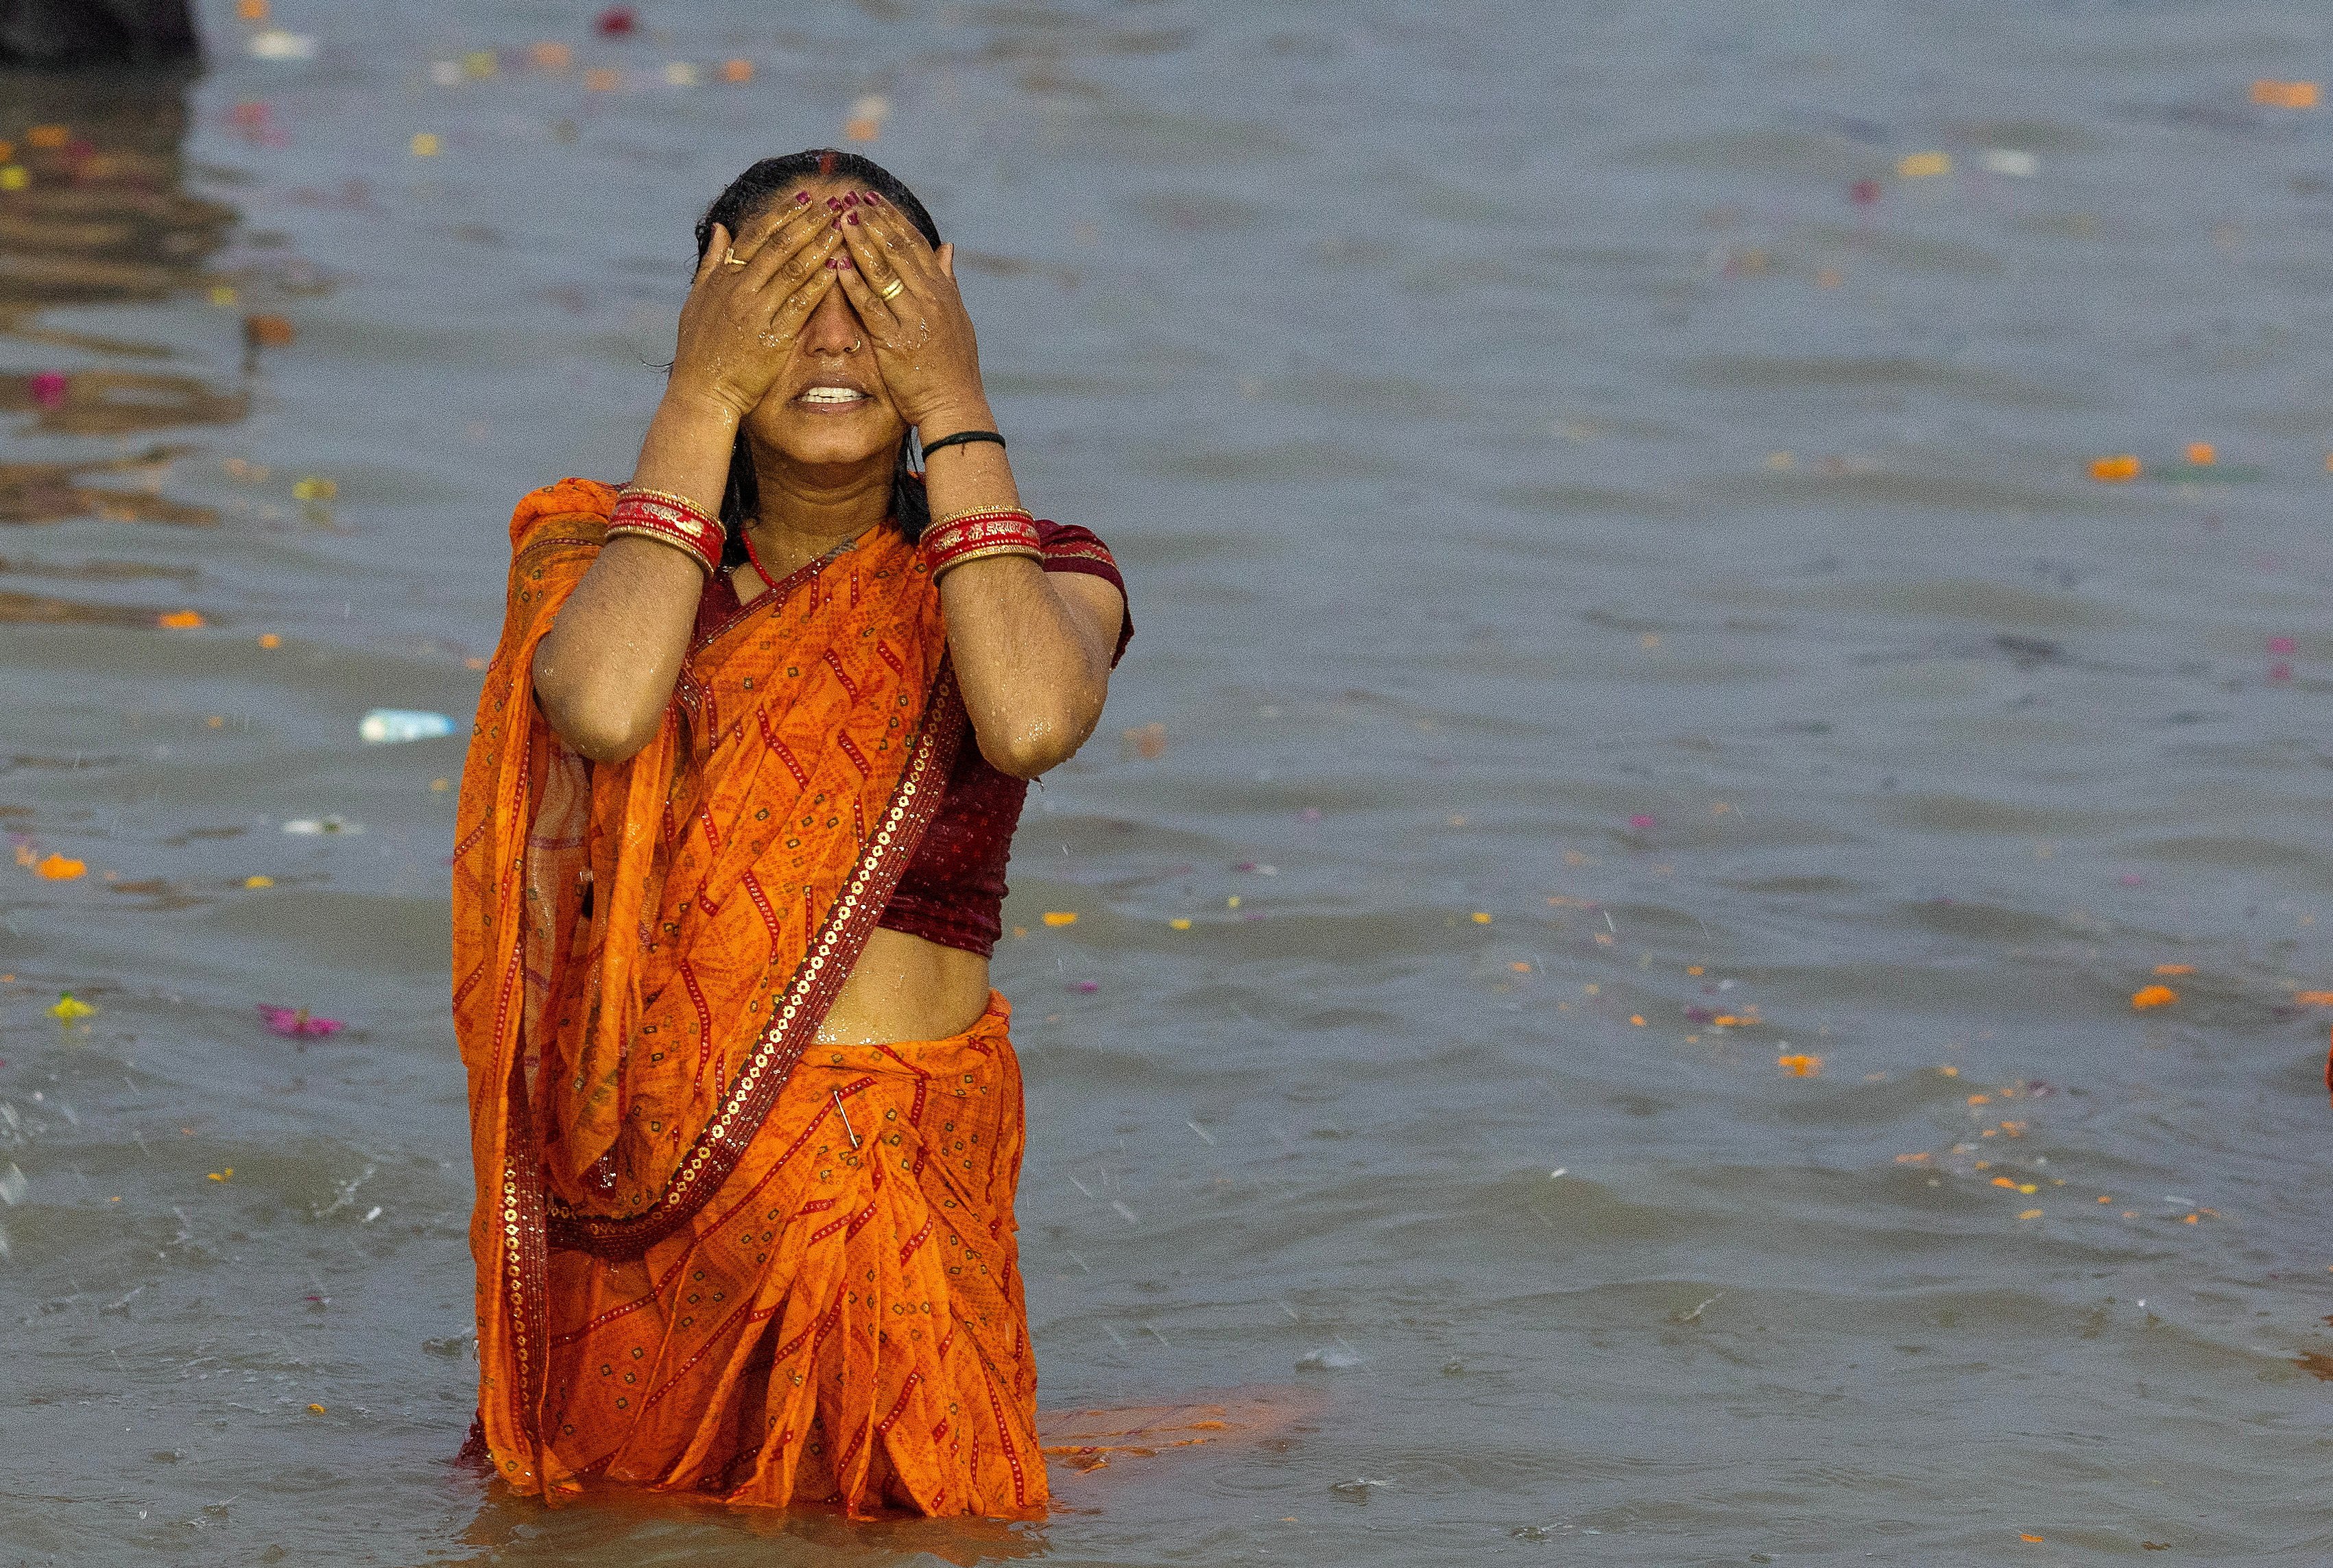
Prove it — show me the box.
[508,478,619,553]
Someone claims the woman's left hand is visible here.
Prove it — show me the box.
[830,194,992,435]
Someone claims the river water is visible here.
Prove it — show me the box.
[6,1,2333,1562]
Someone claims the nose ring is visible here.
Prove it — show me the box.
[848,337,863,352]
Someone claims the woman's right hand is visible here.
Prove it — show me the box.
[672,195,844,418]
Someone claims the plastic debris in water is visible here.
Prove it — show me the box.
[721,58,754,82]
[844,94,889,143]
[595,5,638,35]
[158,610,205,629]
[1068,980,1099,993]
[248,29,318,60]
[2131,984,2178,1010]
[1042,911,1077,927]
[244,314,295,348]
[2089,455,2141,482]
[1169,918,1192,930]
[662,61,699,86]
[1980,149,2037,177]
[48,992,95,1020]
[1629,813,1656,830]
[34,853,84,880]
[359,709,455,745]
[283,817,360,835]
[2253,80,2319,109]
[244,875,274,889]
[259,1005,344,1039]
[28,371,66,409]
[1896,152,1951,178]
[531,41,573,71]
[410,133,440,157]
[0,1164,26,1205]
[291,476,335,502]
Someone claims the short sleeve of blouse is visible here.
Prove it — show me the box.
[1034,519,1132,667]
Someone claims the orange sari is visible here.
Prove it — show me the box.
[451,479,1044,1517]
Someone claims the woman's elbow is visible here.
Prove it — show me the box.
[975,708,1093,780]
[536,686,661,764]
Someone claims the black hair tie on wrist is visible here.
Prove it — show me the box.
[920,429,1005,458]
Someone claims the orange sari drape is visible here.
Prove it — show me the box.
[451,480,1045,1517]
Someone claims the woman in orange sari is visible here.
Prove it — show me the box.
[451,149,1129,1518]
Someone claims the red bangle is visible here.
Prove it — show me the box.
[608,486,721,575]
[920,508,1042,580]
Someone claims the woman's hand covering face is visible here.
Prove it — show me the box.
[673,195,844,418]
[829,193,989,432]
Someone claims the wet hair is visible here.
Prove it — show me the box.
[693,150,945,558]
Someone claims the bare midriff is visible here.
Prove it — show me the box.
[816,926,992,1044]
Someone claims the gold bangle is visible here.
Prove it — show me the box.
[929,542,1043,580]
[929,503,1035,532]
[617,485,718,518]
[604,523,715,574]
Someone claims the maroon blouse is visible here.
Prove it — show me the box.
[695,519,1130,959]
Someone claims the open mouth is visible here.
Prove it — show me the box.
[798,385,870,406]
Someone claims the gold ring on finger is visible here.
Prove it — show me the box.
[723,248,747,267]
[878,277,905,301]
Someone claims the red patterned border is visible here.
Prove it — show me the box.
[543,663,967,1259]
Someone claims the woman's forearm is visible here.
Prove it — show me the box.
[531,393,740,762]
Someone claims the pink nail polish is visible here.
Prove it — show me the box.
[838,256,852,269]
[794,191,811,204]
[847,214,860,226]
[842,193,859,206]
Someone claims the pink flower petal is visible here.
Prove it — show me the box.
[259,1004,344,1037]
